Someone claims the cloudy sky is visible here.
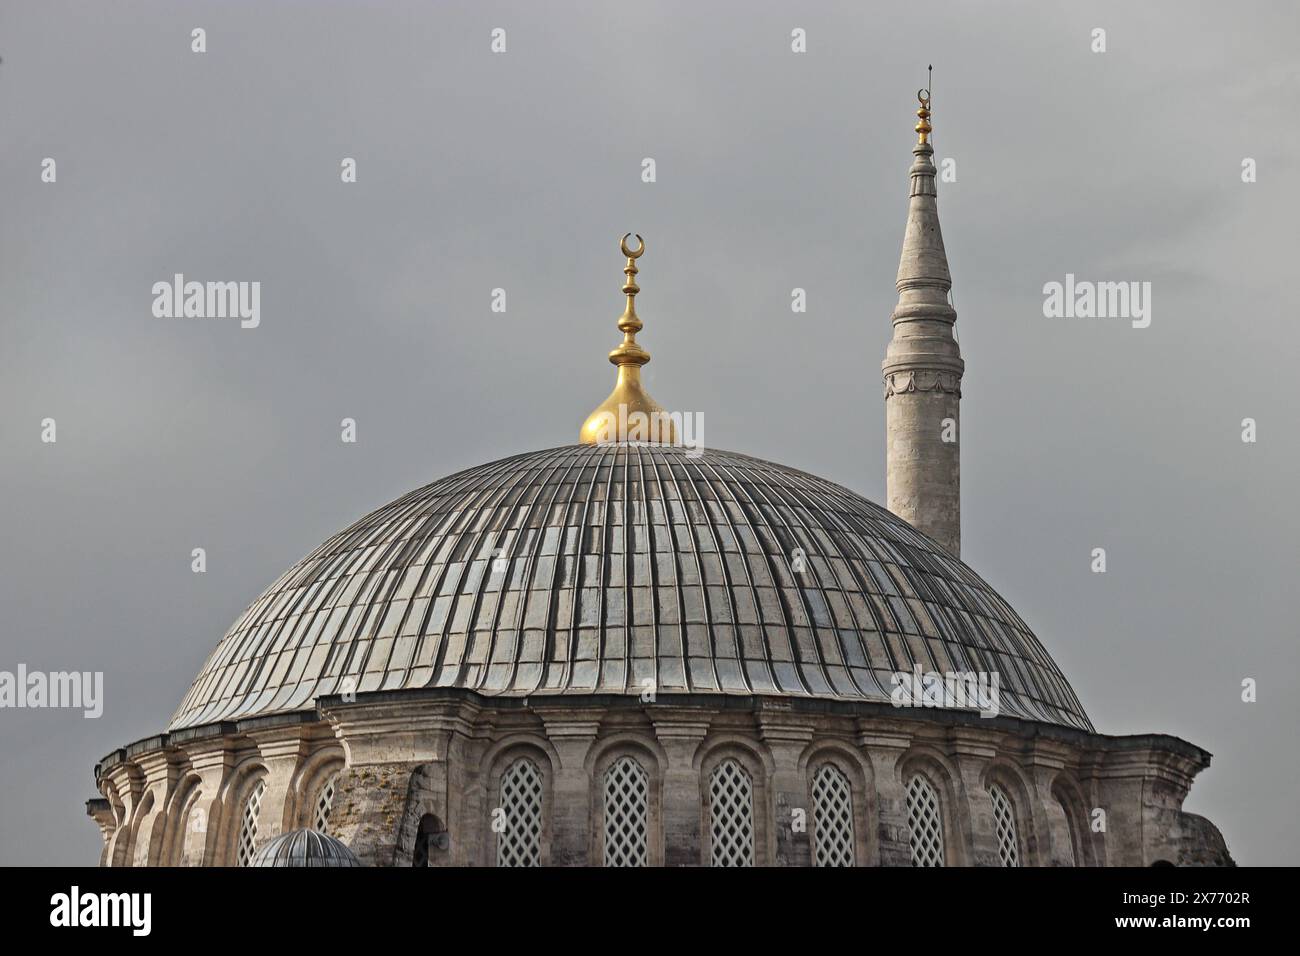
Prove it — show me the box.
[1,0,1296,866]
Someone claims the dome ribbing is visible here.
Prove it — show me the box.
[170,443,1091,732]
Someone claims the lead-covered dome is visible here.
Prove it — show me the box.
[170,444,1091,732]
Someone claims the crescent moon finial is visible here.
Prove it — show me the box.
[915,81,933,145]
[579,233,673,444]
[620,233,645,259]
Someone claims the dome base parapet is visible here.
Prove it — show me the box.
[87,687,1232,868]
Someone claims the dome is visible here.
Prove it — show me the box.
[249,829,362,868]
[170,443,1091,732]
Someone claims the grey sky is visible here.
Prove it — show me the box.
[1,0,1296,865]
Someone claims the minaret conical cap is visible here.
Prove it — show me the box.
[895,84,953,293]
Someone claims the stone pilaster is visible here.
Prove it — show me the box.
[128,749,179,867]
[949,729,998,866]
[538,712,598,863]
[247,731,310,842]
[649,708,711,867]
[101,760,144,868]
[757,704,815,867]
[184,744,235,866]
[1026,740,1076,866]
[858,722,913,866]
[539,711,601,866]
[448,727,492,866]
[85,799,115,867]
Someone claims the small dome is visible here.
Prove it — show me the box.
[249,829,362,868]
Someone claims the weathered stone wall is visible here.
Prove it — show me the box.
[87,692,1233,867]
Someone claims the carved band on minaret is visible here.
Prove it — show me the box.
[883,370,962,398]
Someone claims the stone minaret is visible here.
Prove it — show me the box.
[882,86,964,556]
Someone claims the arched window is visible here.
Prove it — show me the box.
[603,755,649,867]
[811,763,855,867]
[988,783,1020,867]
[312,772,339,834]
[496,757,543,867]
[413,813,447,868]
[708,758,754,867]
[905,774,945,867]
[235,778,266,868]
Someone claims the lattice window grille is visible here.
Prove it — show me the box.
[989,784,1020,867]
[313,773,338,834]
[709,758,755,867]
[236,778,266,867]
[906,774,945,867]
[496,758,543,867]
[603,756,649,867]
[812,764,856,867]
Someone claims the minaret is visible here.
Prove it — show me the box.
[580,233,676,444]
[882,83,964,556]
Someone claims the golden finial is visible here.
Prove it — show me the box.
[915,65,933,145]
[579,234,677,444]
[610,233,648,367]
